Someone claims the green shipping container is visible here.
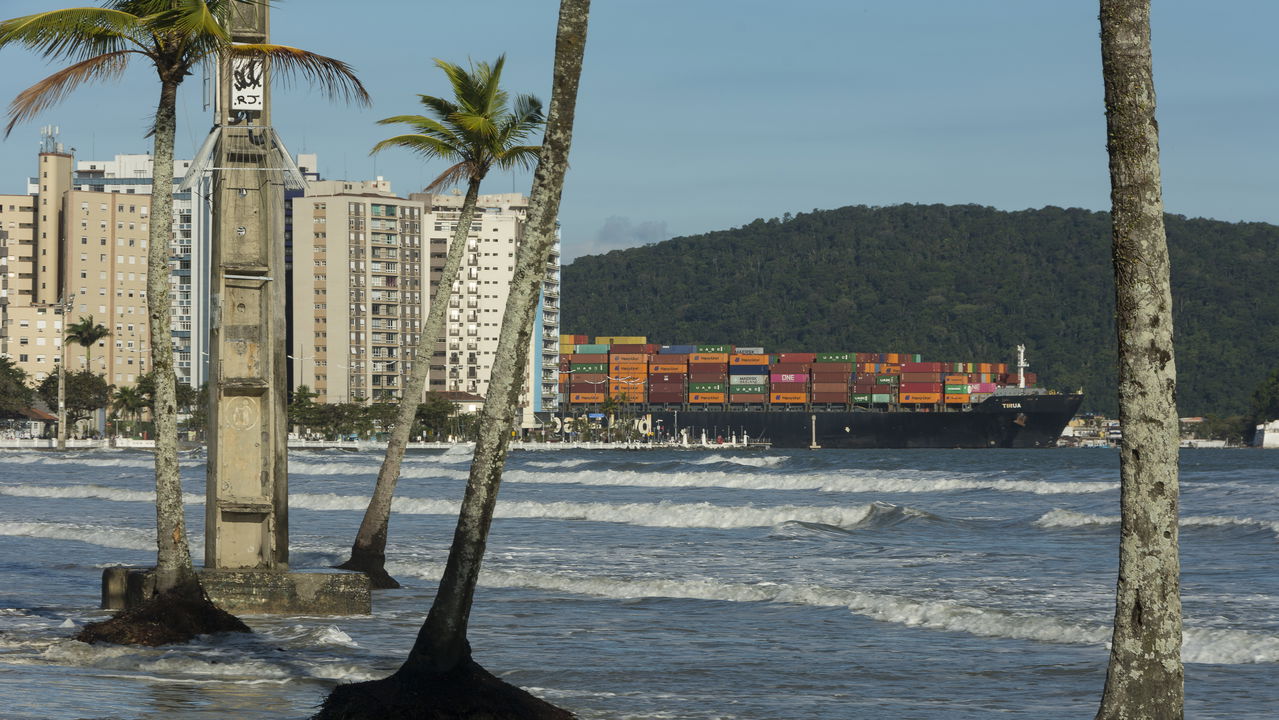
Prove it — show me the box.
[697,344,732,353]
[688,382,726,393]
[729,384,767,394]
[875,376,899,385]
[571,363,607,373]
[945,384,970,394]
[850,393,872,403]
[575,344,609,353]
[816,352,854,362]
[872,393,894,403]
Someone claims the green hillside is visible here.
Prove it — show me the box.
[561,204,1279,416]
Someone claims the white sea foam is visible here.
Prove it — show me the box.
[390,561,1279,665]
[292,491,884,529]
[503,468,1116,495]
[0,521,155,551]
[684,454,789,467]
[0,483,204,504]
[1035,509,1279,538]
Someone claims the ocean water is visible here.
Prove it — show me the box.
[0,446,1276,719]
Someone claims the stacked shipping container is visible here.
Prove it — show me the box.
[557,335,1029,409]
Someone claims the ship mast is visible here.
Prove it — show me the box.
[1016,344,1028,389]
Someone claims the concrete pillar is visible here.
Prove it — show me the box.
[205,2,289,571]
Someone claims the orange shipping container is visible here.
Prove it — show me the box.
[689,352,729,364]
[944,394,971,404]
[900,392,941,403]
[609,353,648,363]
[769,392,808,404]
[609,362,648,374]
[729,354,770,366]
[688,392,726,403]
[944,374,967,384]
[570,393,606,403]
[650,363,687,374]
[812,382,848,393]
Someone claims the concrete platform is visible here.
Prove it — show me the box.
[102,566,372,615]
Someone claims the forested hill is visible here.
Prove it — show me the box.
[561,203,1279,417]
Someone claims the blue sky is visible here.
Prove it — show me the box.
[1,1,1276,260]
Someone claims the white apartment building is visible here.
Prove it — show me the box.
[291,183,560,428]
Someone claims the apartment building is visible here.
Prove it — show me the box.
[0,134,182,387]
[291,181,425,404]
[290,184,560,428]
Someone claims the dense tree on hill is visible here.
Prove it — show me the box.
[562,203,1279,417]
[1251,366,1279,424]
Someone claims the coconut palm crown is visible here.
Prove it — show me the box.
[66,315,110,372]
[372,55,544,191]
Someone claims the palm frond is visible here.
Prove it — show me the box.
[0,8,143,62]
[144,0,231,46]
[491,145,542,173]
[416,94,460,124]
[6,50,134,137]
[370,134,462,164]
[230,43,370,106]
[423,161,473,193]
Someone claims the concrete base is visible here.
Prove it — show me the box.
[102,566,372,615]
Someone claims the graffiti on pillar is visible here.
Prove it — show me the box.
[231,56,265,111]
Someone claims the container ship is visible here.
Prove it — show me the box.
[557,335,1083,449]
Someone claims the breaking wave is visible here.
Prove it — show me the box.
[0,521,155,551]
[385,561,1279,665]
[1035,509,1279,538]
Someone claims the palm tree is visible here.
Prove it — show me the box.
[66,315,110,372]
[1,0,367,641]
[337,55,543,588]
[111,383,146,436]
[317,2,590,716]
[1096,0,1183,717]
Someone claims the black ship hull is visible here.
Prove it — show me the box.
[633,393,1083,449]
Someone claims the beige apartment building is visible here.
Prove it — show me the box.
[0,143,149,385]
[291,183,560,428]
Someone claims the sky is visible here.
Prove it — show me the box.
[1,1,1276,261]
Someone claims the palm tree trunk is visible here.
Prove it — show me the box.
[1096,1,1183,717]
[337,177,483,588]
[148,76,196,594]
[402,0,590,674]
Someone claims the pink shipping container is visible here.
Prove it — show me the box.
[771,373,808,383]
[769,362,811,373]
[970,382,997,393]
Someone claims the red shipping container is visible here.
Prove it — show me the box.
[647,392,684,403]
[769,362,811,373]
[649,373,685,383]
[812,382,848,393]
[812,392,849,403]
[689,372,727,382]
[901,361,945,373]
[900,382,943,393]
[648,381,685,392]
[811,372,851,383]
[610,344,645,354]
[570,353,609,362]
[901,372,942,383]
[811,362,854,372]
[855,352,878,363]
[570,373,607,383]
[729,393,767,403]
[770,382,807,392]
[852,383,880,393]
[855,372,879,383]
[778,353,817,363]
[655,353,689,363]
[643,344,662,354]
